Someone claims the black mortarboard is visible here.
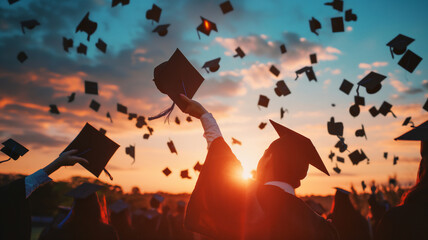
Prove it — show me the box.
[335,137,348,152]
[348,149,369,165]
[295,66,317,81]
[21,20,40,34]
[150,49,204,120]
[49,104,60,114]
[378,101,396,117]
[99,128,106,135]
[168,140,177,154]
[148,126,154,135]
[349,104,360,117]
[274,80,291,97]
[361,181,367,190]
[117,103,127,114]
[280,44,287,54]
[1,139,29,161]
[194,161,203,172]
[280,107,287,119]
[96,38,107,53]
[17,51,27,63]
[8,0,20,4]
[357,71,387,94]
[143,134,150,139]
[186,116,192,122]
[386,34,414,58]
[324,0,343,11]
[384,152,388,159]
[327,117,343,136]
[270,65,280,77]
[128,113,137,120]
[152,24,170,37]
[66,182,104,199]
[369,106,379,117]
[89,100,100,112]
[136,116,146,128]
[231,137,242,145]
[339,79,353,95]
[62,37,74,52]
[394,120,428,141]
[75,12,97,41]
[335,188,350,196]
[106,112,113,123]
[63,123,119,178]
[354,95,365,106]
[309,17,321,36]
[233,47,245,58]
[337,156,344,163]
[220,1,233,14]
[85,81,98,95]
[197,17,217,39]
[393,156,399,165]
[180,170,191,179]
[345,9,357,22]
[424,98,428,112]
[259,122,267,130]
[77,43,87,55]
[310,53,317,64]
[333,164,341,174]
[328,151,335,161]
[397,50,422,73]
[68,92,76,103]
[389,177,397,186]
[163,167,171,176]
[125,145,135,164]
[175,116,180,125]
[258,95,270,108]
[402,117,414,127]
[110,200,129,214]
[146,4,162,23]
[355,125,367,139]
[112,0,129,7]
[202,58,221,73]
[331,17,344,33]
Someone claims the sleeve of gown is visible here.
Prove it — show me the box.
[200,112,222,149]
[25,169,52,198]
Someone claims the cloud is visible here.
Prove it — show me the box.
[388,72,423,94]
[358,62,388,70]
[197,77,247,98]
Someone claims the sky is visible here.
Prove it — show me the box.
[0,0,427,196]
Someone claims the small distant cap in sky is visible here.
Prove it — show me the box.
[75,12,97,41]
[220,1,233,14]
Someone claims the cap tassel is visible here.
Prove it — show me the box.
[148,103,175,122]
[197,30,201,40]
[0,157,11,164]
[104,168,113,181]
[295,73,300,80]
[58,205,73,229]
[390,47,394,59]
[390,111,397,118]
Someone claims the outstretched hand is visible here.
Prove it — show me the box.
[179,94,208,119]
[43,149,88,175]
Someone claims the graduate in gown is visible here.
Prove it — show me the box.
[0,149,88,240]
[179,94,339,240]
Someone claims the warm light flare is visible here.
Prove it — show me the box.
[204,20,210,30]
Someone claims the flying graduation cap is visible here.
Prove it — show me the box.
[180,169,191,179]
[259,122,267,130]
[345,9,357,22]
[89,100,100,112]
[186,116,192,122]
[85,81,98,95]
[197,17,217,39]
[394,120,428,141]
[8,0,20,4]
[143,133,150,139]
[386,34,414,58]
[106,112,113,123]
[202,58,221,73]
[175,116,180,125]
[339,79,354,95]
[167,140,177,154]
[280,107,287,119]
[231,138,242,145]
[361,181,367,191]
[369,106,379,117]
[220,1,233,14]
[327,117,343,136]
[309,17,321,36]
[378,101,396,118]
[117,103,128,114]
[21,20,40,34]
[393,156,399,165]
[75,12,97,41]
[112,0,129,7]
[398,50,422,73]
[402,117,415,127]
[274,80,291,97]
[280,44,287,54]
[234,47,245,58]
[163,167,171,176]
[324,0,343,11]
[270,65,280,77]
[295,66,317,81]
[357,71,386,94]
[258,95,270,109]
[77,43,87,55]
[128,113,137,120]
[328,151,335,161]
[310,53,317,64]
[337,156,344,163]
[333,164,341,174]
[348,149,369,165]
[1,139,29,163]
[68,92,76,103]
[63,37,73,52]
[146,4,162,23]
[136,116,147,128]
[194,161,203,172]
[331,17,344,33]
[96,38,107,53]
[349,95,365,117]
[384,152,388,159]
[335,137,348,153]
[125,145,135,164]
[355,125,367,139]
[49,104,60,114]
[152,24,170,37]
[17,51,28,63]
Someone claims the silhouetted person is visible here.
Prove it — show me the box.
[180,95,338,239]
[328,188,372,240]
[368,186,390,233]
[141,194,163,240]
[375,126,428,240]
[110,200,137,240]
[0,149,88,240]
[171,201,194,240]
[157,205,173,240]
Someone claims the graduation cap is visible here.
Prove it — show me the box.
[339,79,353,95]
[95,38,107,53]
[202,58,221,73]
[136,116,147,128]
[62,37,74,52]
[75,12,97,41]
[270,65,280,77]
[152,194,164,203]
[337,156,344,163]
[231,138,242,145]
[389,177,397,186]
[334,188,350,197]
[357,71,387,94]
[149,49,204,121]
[17,51,27,63]
[397,50,422,73]
[335,137,348,153]
[152,24,170,37]
[309,53,317,64]
[386,34,414,58]
[68,92,76,103]
[194,161,203,172]
[295,66,317,81]
[106,112,113,123]
[270,119,330,176]
[49,104,60,114]
[258,95,270,108]
[167,140,177,154]
[275,44,285,55]
[175,116,180,125]
[309,17,321,36]
[66,182,104,200]
[328,151,335,161]
[162,167,171,176]
[378,101,396,117]
[345,9,357,22]
[1,139,29,163]
[369,106,379,117]
[85,81,98,95]
[147,126,154,135]
[259,122,267,130]
[402,117,415,127]
[394,120,428,141]
[349,105,360,118]
[180,170,191,179]
[348,149,369,165]
[128,113,137,120]
[89,100,100,112]
[384,152,388,159]
[63,123,119,179]
[333,164,341,174]
[21,20,40,34]
[125,145,135,164]
[117,103,128,114]
[197,17,217,39]
[112,0,129,7]
[110,200,129,214]
[355,125,367,139]
[8,0,20,4]
[99,128,107,135]
[393,156,399,165]
[361,181,367,191]
[331,17,344,33]
[220,1,233,14]
[143,133,150,140]
[324,0,343,11]
[146,4,162,23]
[186,116,192,122]
[77,43,87,55]
[355,95,365,106]
[280,107,287,119]
[327,117,343,136]
[233,47,245,58]
[274,80,291,97]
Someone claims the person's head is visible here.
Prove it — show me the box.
[176,201,186,214]
[150,194,164,209]
[69,193,108,225]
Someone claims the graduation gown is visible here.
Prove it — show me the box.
[185,137,338,240]
[42,222,118,240]
[0,178,32,240]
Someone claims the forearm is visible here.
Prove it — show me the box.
[24,169,52,198]
[200,112,222,149]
